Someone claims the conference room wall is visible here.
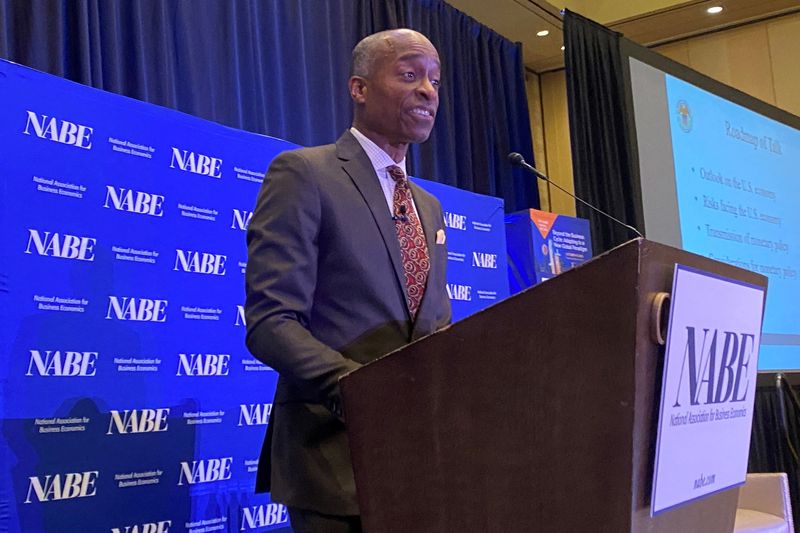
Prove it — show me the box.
[529,10,800,218]
[524,69,552,214]
[526,68,576,217]
[656,13,800,116]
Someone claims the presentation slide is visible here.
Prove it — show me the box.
[630,57,800,370]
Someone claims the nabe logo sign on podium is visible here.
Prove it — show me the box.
[652,264,766,515]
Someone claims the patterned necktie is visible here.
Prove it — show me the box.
[387,165,429,320]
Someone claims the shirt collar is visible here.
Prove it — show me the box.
[349,127,407,176]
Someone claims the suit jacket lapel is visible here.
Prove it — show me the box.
[409,180,438,273]
[409,180,440,335]
[336,132,410,319]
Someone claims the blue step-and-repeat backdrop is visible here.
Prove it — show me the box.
[0,59,508,532]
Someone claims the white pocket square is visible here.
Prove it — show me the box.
[436,229,446,245]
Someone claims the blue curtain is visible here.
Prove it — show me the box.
[0,0,539,211]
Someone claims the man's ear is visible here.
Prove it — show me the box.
[349,76,367,104]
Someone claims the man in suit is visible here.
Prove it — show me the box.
[245,28,451,532]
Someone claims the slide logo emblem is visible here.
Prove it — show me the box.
[676,100,692,133]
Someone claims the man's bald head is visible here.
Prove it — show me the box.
[350,29,435,78]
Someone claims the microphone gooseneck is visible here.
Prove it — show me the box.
[508,152,643,239]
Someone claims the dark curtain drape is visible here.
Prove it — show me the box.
[563,9,641,253]
[750,374,800,526]
[0,0,538,211]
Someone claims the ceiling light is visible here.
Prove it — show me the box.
[536,30,549,37]
[706,6,723,14]
[560,45,565,51]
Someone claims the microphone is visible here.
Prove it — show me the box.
[392,204,408,222]
[508,152,643,239]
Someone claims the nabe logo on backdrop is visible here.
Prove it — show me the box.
[447,283,472,301]
[472,252,498,269]
[443,211,466,231]
[174,249,227,276]
[111,521,172,533]
[25,471,99,503]
[231,209,253,230]
[177,457,233,486]
[106,297,168,322]
[26,349,98,377]
[241,503,289,530]
[170,147,222,178]
[238,404,271,426]
[104,186,165,217]
[176,353,230,376]
[25,229,96,261]
[107,408,170,435]
[235,305,246,327]
[23,110,93,149]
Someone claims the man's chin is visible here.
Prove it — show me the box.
[408,129,434,144]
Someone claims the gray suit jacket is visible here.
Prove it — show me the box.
[245,130,451,515]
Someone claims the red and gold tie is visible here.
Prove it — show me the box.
[387,165,429,320]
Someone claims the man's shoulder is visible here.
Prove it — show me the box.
[409,179,442,210]
[272,130,361,168]
[274,142,338,165]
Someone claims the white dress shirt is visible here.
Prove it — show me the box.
[349,127,419,216]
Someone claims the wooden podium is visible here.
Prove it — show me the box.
[340,239,767,532]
